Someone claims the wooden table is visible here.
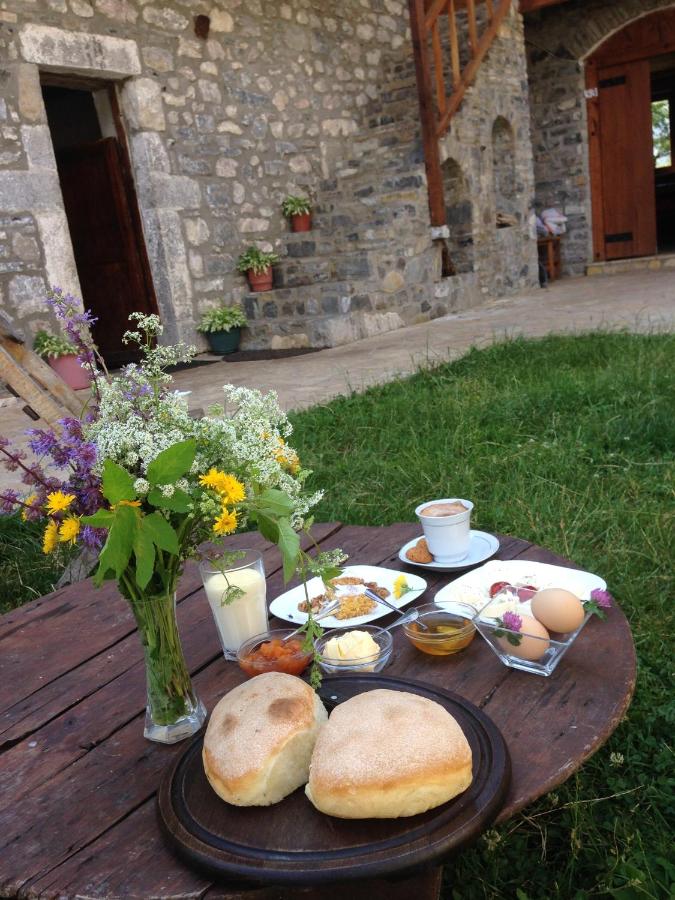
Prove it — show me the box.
[0,524,636,899]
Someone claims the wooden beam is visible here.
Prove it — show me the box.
[436,0,512,136]
[520,0,570,13]
[447,0,461,86]
[408,0,447,227]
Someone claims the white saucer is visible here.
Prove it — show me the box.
[398,531,500,572]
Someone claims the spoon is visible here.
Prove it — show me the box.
[363,587,430,631]
[282,599,340,643]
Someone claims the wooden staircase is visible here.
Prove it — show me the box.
[408,0,513,225]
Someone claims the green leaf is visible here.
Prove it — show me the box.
[133,524,156,589]
[147,487,191,513]
[255,511,279,545]
[277,517,300,583]
[81,509,115,529]
[146,440,196,486]
[101,460,136,505]
[255,488,295,517]
[142,512,179,555]
[96,505,138,580]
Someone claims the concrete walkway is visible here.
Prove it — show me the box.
[1,270,673,494]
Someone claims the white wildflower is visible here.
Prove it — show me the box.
[134,478,150,495]
[160,484,175,498]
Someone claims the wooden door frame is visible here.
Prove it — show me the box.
[40,73,159,320]
[585,9,675,261]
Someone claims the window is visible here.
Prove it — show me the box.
[652,99,672,168]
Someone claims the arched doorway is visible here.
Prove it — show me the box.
[586,9,675,261]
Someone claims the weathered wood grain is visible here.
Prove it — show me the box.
[0,525,636,900]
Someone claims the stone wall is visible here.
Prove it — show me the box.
[525,0,675,276]
[438,3,539,300]
[0,0,409,347]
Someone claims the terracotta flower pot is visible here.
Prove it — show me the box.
[48,354,92,390]
[247,267,273,292]
[290,212,312,233]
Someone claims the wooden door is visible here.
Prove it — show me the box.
[595,59,657,260]
[56,138,156,366]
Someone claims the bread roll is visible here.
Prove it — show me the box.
[203,672,327,806]
[306,689,472,818]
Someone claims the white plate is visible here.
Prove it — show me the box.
[398,531,500,572]
[433,559,607,618]
[269,564,427,628]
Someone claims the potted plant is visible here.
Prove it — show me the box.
[197,303,248,355]
[236,246,279,292]
[282,195,313,232]
[33,329,92,390]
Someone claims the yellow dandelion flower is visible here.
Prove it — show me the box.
[58,517,81,545]
[199,469,245,504]
[218,475,245,505]
[42,519,59,554]
[213,508,238,536]
[21,494,37,522]
[46,491,76,514]
[111,499,141,509]
[393,574,412,600]
[274,445,300,475]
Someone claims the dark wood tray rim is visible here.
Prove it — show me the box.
[157,674,511,887]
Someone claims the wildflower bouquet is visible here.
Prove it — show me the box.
[1,291,341,742]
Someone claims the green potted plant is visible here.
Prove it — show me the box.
[197,303,248,355]
[282,195,313,232]
[33,329,92,390]
[236,246,279,292]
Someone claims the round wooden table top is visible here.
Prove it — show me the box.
[0,523,636,900]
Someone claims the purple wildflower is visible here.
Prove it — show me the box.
[80,525,105,550]
[0,490,20,513]
[27,428,58,457]
[502,611,522,632]
[590,588,613,609]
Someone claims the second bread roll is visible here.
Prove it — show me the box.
[306,688,472,818]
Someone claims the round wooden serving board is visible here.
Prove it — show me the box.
[156,674,510,887]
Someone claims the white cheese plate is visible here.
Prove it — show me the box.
[269,564,428,628]
[433,559,607,620]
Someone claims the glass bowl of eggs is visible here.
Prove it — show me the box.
[314,625,393,674]
[473,586,592,676]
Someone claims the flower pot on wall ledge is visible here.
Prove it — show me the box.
[205,327,241,356]
[290,212,312,233]
[247,267,273,292]
[48,354,92,390]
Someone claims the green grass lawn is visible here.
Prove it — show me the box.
[1,331,673,897]
[288,332,674,899]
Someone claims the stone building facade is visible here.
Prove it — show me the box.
[525,0,675,276]
[12,0,666,356]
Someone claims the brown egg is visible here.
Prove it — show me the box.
[531,588,585,634]
[497,614,550,661]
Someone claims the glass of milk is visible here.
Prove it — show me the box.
[199,550,268,660]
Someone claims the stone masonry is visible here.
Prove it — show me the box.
[0,0,539,353]
[525,0,675,277]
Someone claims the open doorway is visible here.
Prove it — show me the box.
[652,57,675,253]
[41,78,157,366]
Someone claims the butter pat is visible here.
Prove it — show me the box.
[323,629,379,663]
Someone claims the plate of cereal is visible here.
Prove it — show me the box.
[269,565,428,628]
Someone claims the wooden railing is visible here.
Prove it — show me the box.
[408,0,513,225]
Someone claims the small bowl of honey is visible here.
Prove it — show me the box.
[402,603,476,656]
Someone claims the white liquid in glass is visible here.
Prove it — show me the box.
[203,567,267,655]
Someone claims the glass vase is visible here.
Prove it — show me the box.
[128,589,206,744]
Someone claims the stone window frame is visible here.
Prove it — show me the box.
[11,24,198,344]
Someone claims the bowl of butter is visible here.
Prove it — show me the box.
[314,625,393,674]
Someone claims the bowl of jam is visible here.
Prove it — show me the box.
[402,603,476,656]
[237,629,313,677]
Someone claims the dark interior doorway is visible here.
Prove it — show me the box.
[41,81,157,366]
[651,60,675,253]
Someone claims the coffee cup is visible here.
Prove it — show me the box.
[415,498,473,563]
